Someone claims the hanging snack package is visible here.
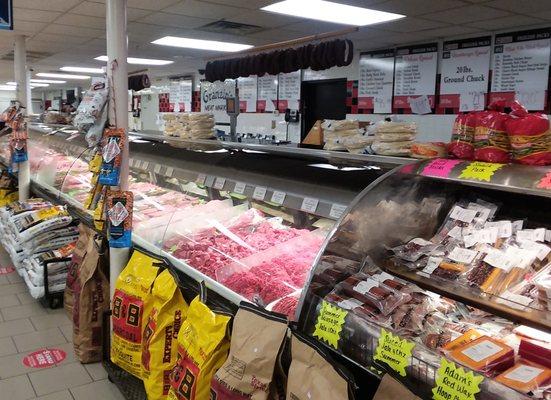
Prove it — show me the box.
[73,235,109,363]
[98,128,125,186]
[142,269,188,400]
[111,250,160,378]
[506,100,551,165]
[167,296,231,400]
[74,80,109,135]
[211,304,288,400]
[64,224,96,318]
[448,112,476,159]
[106,190,133,248]
[286,332,355,400]
[473,102,511,163]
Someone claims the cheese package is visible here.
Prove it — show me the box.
[449,336,514,375]
[496,360,551,393]
[519,337,551,369]
[443,329,482,351]
[111,250,160,378]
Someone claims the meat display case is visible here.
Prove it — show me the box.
[13,123,407,315]
[297,159,551,400]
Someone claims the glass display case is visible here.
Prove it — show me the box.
[298,159,551,400]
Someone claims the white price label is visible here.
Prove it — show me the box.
[421,256,443,275]
[447,226,463,239]
[484,248,514,271]
[353,279,379,295]
[408,95,432,114]
[504,365,545,383]
[204,175,215,187]
[301,197,319,213]
[337,298,363,310]
[270,191,286,205]
[196,174,206,185]
[166,167,174,177]
[213,177,226,190]
[154,164,162,174]
[448,247,478,264]
[517,228,546,242]
[252,186,267,201]
[233,181,246,195]
[142,161,150,170]
[461,340,503,363]
[485,221,512,238]
[464,228,499,248]
[449,206,478,223]
[329,204,347,219]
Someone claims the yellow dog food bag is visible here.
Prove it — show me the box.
[167,296,231,400]
[111,250,160,378]
[142,269,188,400]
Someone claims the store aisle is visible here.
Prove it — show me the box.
[0,248,123,400]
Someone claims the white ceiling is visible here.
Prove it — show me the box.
[0,0,550,87]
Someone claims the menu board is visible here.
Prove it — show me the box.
[358,49,395,113]
[440,36,491,109]
[258,74,278,112]
[491,28,551,110]
[393,43,438,110]
[278,70,301,112]
[169,79,193,112]
[237,76,257,113]
[201,79,236,120]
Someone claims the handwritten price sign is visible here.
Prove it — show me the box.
[313,301,348,349]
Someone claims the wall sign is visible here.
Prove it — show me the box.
[258,74,278,112]
[169,79,192,112]
[278,70,301,112]
[358,49,395,113]
[491,28,551,110]
[201,80,236,120]
[440,36,491,109]
[394,43,438,110]
[237,76,258,113]
[0,1,12,31]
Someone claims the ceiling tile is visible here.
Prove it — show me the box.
[11,21,48,34]
[467,15,546,30]
[43,23,104,38]
[164,0,244,19]
[26,40,74,54]
[283,20,352,34]
[138,12,214,29]
[13,8,61,23]
[71,2,152,21]
[422,5,511,24]
[228,10,302,29]
[377,17,447,33]
[55,14,105,29]
[246,28,304,43]
[33,34,92,46]
[202,0,274,10]
[485,0,551,13]
[371,0,468,16]
[418,25,483,38]
[13,0,81,12]
[347,27,395,41]
[527,10,551,21]
[127,0,180,10]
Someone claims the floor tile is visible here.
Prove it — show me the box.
[50,342,77,366]
[84,362,108,381]
[7,273,23,284]
[13,327,67,353]
[2,303,46,321]
[0,275,11,285]
[34,390,74,400]
[29,362,92,396]
[70,379,124,400]
[1,282,29,295]
[0,293,21,308]
[0,374,35,400]
[0,336,17,357]
[0,351,44,378]
[0,318,35,338]
[16,292,38,305]
[31,314,71,331]
[58,325,73,343]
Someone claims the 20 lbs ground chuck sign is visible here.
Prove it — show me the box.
[23,348,66,368]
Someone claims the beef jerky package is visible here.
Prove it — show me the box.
[211,303,288,400]
[372,374,421,400]
[72,235,109,363]
[64,224,96,318]
[286,332,355,400]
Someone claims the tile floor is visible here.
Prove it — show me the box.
[0,248,124,400]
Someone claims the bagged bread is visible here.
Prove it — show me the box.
[142,269,188,400]
[449,113,476,159]
[111,250,161,378]
[211,304,288,399]
[474,101,511,163]
[72,235,109,363]
[373,374,421,400]
[167,296,231,400]
[286,332,355,400]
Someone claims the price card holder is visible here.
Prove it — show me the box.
[213,177,226,190]
[196,173,206,185]
[301,197,319,213]
[165,167,174,177]
[204,175,215,188]
[233,181,246,194]
[271,191,286,205]
[252,186,267,201]
[329,203,347,219]
[153,164,162,174]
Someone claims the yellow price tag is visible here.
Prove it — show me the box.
[89,154,103,173]
[313,301,347,349]
[37,207,60,220]
[373,328,415,377]
[458,161,503,182]
[432,358,483,400]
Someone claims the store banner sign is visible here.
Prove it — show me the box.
[258,74,278,112]
[358,49,394,113]
[237,76,258,113]
[278,70,301,112]
[201,79,236,120]
[490,28,551,110]
[0,1,12,31]
[393,43,438,110]
[440,36,491,109]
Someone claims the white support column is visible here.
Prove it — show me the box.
[14,35,30,201]
[106,0,130,299]
[25,70,32,113]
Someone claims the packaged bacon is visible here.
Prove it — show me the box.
[473,101,511,163]
[506,100,551,166]
[449,112,476,159]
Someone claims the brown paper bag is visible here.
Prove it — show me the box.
[72,236,109,363]
[286,333,353,400]
[211,305,288,399]
[64,224,95,318]
[373,375,421,400]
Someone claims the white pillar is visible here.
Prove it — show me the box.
[25,70,32,113]
[106,0,130,299]
[14,35,30,201]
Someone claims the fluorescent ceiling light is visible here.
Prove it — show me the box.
[7,82,50,88]
[94,55,174,65]
[0,85,16,91]
[151,36,253,52]
[31,79,66,84]
[262,0,404,26]
[60,66,104,74]
[36,72,90,80]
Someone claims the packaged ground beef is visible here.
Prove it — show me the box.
[448,113,476,159]
[111,250,160,378]
[142,269,188,400]
[72,235,109,363]
[473,102,511,163]
[506,100,551,165]
[210,304,288,400]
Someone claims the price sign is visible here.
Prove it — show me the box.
[204,175,215,187]
[358,49,394,112]
[252,186,267,201]
[313,301,348,349]
[373,328,415,377]
[537,171,551,190]
[154,164,162,174]
[421,158,462,178]
[459,161,504,182]
[213,177,226,190]
[165,167,174,177]
[432,358,484,400]
[196,174,206,185]
[329,203,347,219]
[233,181,246,194]
[270,190,286,205]
[301,197,319,213]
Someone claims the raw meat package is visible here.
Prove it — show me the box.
[373,374,421,400]
[142,269,188,400]
[167,296,231,400]
[449,113,475,159]
[286,332,355,400]
[506,100,551,165]
[72,235,109,363]
[64,224,95,318]
[210,304,288,400]
[473,102,511,163]
[448,336,514,376]
[496,360,551,394]
[111,250,161,378]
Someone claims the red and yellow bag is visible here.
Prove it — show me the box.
[449,112,476,159]
[473,101,511,163]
